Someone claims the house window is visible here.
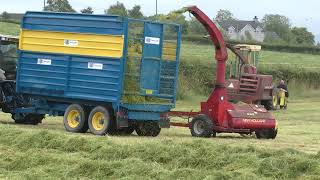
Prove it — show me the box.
[228,27,234,34]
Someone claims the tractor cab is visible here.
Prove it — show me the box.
[229,44,261,79]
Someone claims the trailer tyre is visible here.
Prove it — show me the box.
[135,121,161,137]
[88,106,111,136]
[109,127,135,136]
[190,115,214,138]
[13,113,45,125]
[64,104,88,133]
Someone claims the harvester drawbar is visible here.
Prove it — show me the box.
[169,6,277,139]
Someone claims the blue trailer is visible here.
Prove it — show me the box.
[0,11,181,136]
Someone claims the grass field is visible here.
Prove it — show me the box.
[1,22,320,179]
[0,91,319,179]
[181,43,320,69]
[0,22,20,36]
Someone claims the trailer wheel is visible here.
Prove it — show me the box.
[123,126,135,134]
[13,113,45,125]
[88,106,111,136]
[190,115,214,138]
[135,121,161,137]
[64,104,88,133]
[109,127,135,136]
[255,129,277,139]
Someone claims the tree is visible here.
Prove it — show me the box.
[215,9,234,21]
[1,11,10,20]
[262,14,291,42]
[106,1,127,17]
[128,5,143,19]
[245,31,253,41]
[188,17,206,35]
[155,13,188,34]
[170,14,188,34]
[264,31,284,44]
[44,0,75,12]
[80,7,93,14]
[290,27,315,45]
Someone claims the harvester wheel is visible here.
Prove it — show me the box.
[190,115,214,138]
[63,104,88,133]
[255,129,277,139]
[13,113,45,125]
[135,121,161,137]
[88,106,111,136]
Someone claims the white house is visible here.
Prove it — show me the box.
[217,16,266,42]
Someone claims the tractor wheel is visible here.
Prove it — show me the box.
[13,113,45,125]
[63,104,88,133]
[88,106,112,136]
[255,129,278,139]
[135,121,161,137]
[190,115,214,138]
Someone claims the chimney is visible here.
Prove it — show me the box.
[253,16,259,23]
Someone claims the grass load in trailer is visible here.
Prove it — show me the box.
[1,11,182,136]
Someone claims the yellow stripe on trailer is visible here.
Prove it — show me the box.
[162,41,177,60]
[19,29,124,58]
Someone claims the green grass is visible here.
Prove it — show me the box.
[0,20,320,179]
[0,22,20,36]
[181,42,320,69]
[0,93,320,179]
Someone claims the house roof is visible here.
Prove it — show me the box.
[218,20,264,32]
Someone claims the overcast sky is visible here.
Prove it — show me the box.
[1,0,319,41]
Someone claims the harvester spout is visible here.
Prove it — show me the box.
[186,6,228,86]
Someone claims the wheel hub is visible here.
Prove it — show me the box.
[194,120,205,134]
[67,110,80,128]
[92,112,105,131]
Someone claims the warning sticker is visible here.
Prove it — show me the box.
[228,83,234,88]
[88,62,103,70]
[37,58,51,65]
[64,40,79,47]
[145,37,160,45]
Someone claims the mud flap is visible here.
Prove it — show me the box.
[159,114,170,128]
[116,109,129,128]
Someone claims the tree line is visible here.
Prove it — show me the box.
[1,0,316,46]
